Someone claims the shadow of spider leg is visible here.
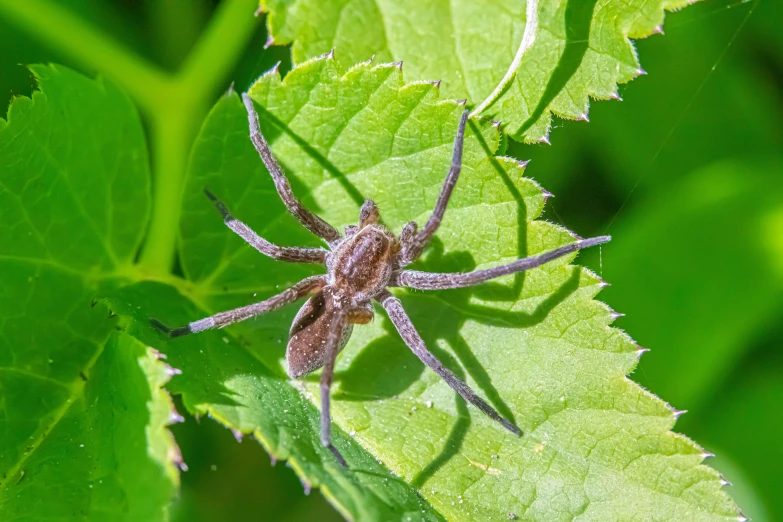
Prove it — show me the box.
[380,235,611,435]
[242,92,342,246]
[378,290,522,436]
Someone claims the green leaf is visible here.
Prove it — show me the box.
[259,0,692,142]
[602,158,783,411]
[692,326,783,522]
[108,282,445,522]
[3,61,443,522]
[0,64,176,519]
[0,332,181,520]
[112,55,740,519]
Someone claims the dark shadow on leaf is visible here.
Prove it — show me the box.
[333,320,424,401]
[332,120,583,483]
[412,401,470,489]
[467,119,529,301]
[254,103,367,208]
[515,0,599,136]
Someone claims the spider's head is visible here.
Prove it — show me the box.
[332,224,395,298]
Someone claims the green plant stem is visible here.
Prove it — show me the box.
[0,0,261,277]
[179,0,261,97]
[0,0,170,114]
[139,0,260,274]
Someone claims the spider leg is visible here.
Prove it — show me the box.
[150,276,325,337]
[400,108,468,266]
[391,236,611,290]
[242,93,341,246]
[396,221,417,265]
[320,307,349,467]
[204,189,328,264]
[377,291,521,436]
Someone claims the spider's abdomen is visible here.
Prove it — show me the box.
[329,224,395,299]
[286,289,353,379]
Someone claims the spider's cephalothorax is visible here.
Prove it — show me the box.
[151,93,611,467]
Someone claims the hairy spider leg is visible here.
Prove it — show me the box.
[204,188,328,264]
[150,276,326,337]
[392,236,611,290]
[401,108,469,266]
[320,307,350,467]
[242,93,342,246]
[378,291,522,436]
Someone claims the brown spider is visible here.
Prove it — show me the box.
[151,94,610,466]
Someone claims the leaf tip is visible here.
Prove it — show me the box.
[264,33,275,48]
[610,310,625,321]
[169,410,185,424]
[232,429,244,443]
[575,113,589,122]
[651,24,664,35]
[608,91,623,101]
[164,365,182,377]
[672,408,687,419]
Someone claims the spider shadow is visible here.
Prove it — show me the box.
[334,121,583,486]
[333,257,581,487]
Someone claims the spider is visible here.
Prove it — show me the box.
[151,93,610,466]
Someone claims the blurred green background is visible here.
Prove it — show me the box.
[1,0,780,520]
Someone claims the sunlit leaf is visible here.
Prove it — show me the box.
[110,55,741,520]
[259,0,693,142]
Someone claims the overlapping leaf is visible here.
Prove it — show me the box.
[1,65,443,522]
[259,0,693,142]
[111,55,740,520]
[0,65,177,520]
